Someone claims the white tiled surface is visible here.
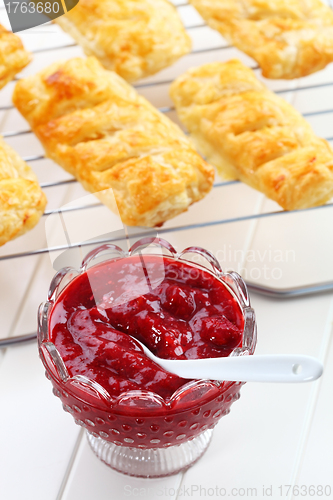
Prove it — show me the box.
[1,2,333,500]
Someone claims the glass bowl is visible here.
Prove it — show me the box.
[38,237,257,477]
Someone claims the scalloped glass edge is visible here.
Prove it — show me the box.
[38,237,257,413]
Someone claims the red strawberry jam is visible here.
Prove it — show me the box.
[49,255,244,401]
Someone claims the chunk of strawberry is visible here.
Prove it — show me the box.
[199,316,242,348]
[161,283,196,320]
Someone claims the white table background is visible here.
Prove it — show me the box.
[0,2,333,499]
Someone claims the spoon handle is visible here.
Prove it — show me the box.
[154,354,323,383]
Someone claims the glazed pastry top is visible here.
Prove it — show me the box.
[189,0,333,79]
[170,59,333,210]
[55,0,191,82]
[13,57,214,227]
[0,137,47,246]
[0,24,32,89]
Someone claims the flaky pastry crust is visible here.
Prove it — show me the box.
[12,57,214,227]
[55,0,191,82]
[0,24,31,89]
[170,59,333,210]
[189,0,333,79]
[0,137,47,246]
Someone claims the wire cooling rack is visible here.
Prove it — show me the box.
[1,0,333,348]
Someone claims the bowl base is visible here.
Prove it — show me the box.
[86,428,214,478]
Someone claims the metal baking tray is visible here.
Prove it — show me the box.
[1,0,333,348]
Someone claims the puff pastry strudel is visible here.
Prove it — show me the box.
[55,0,191,82]
[189,0,333,79]
[170,59,333,210]
[0,137,47,246]
[0,24,32,89]
[13,57,214,227]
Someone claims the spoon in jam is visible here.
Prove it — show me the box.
[132,338,323,383]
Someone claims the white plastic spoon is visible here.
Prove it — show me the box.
[132,338,323,383]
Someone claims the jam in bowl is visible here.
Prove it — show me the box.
[38,237,256,477]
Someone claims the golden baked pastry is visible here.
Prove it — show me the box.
[170,59,333,210]
[12,57,214,227]
[189,0,333,79]
[0,24,32,89]
[55,0,191,82]
[0,137,47,246]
